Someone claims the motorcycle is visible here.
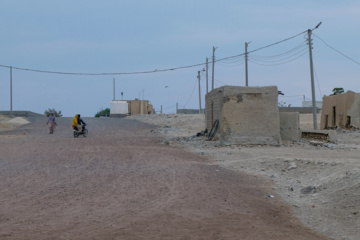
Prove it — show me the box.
[73,124,88,138]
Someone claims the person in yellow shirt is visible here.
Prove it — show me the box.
[72,114,79,130]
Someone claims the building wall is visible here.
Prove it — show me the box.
[205,88,224,132]
[279,112,300,142]
[320,91,360,129]
[205,86,281,145]
[127,100,154,115]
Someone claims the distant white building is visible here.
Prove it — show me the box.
[302,101,322,109]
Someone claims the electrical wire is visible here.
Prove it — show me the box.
[249,47,308,64]
[180,77,198,108]
[249,50,308,66]
[250,40,307,60]
[313,33,360,66]
[314,66,323,97]
[217,60,245,68]
[214,79,230,86]
[162,104,177,110]
[0,29,310,76]
[247,30,308,55]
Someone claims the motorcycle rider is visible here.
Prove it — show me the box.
[72,114,86,133]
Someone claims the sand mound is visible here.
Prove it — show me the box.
[7,117,30,125]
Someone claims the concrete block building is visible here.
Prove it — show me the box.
[110,99,154,117]
[205,86,281,145]
[127,99,154,115]
[320,91,360,129]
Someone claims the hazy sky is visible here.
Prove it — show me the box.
[1,0,359,117]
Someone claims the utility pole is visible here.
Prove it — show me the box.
[307,22,322,130]
[212,47,216,90]
[198,71,201,114]
[10,66,12,115]
[206,57,209,93]
[113,78,115,100]
[245,42,250,86]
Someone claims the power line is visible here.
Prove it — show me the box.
[0,63,206,76]
[217,60,245,68]
[214,78,229,85]
[314,65,323,97]
[313,33,360,66]
[249,50,308,66]
[250,40,307,60]
[247,30,308,55]
[162,104,177,110]
[181,77,198,108]
[250,46,308,63]
[0,29,310,76]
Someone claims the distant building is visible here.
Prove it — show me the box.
[127,99,154,115]
[110,99,154,117]
[302,101,323,109]
[320,91,360,129]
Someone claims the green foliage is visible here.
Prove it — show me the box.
[331,87,344,96]
[95,108,110,117]
[44,108,62,117]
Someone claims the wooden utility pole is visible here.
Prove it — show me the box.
[212,47,216,90]
[245,42,250,86]
[198,71,201,114]
[206,58,209,93]
[10,66,12,115]
[113,78,115,100]
[307,22,322,130]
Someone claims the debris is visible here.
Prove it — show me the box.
[287,162,297,170]
[309,141,325,146]
[301,186,317,194]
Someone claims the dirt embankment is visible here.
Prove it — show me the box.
[128,113,360,240]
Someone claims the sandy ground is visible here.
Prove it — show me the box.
[127,113,360,240]
[0,113,358,239]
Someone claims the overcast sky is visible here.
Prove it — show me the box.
[1,0,359,117]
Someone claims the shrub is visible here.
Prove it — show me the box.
[331,87,344,96]
[44,108,63,117]
[95,108,110,117]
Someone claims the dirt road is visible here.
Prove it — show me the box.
[0,117,330,239]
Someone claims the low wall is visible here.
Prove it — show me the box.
[301,129,337,143]
[177,109,204,114]
[279,112,300,142]
[279,107,320,114]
